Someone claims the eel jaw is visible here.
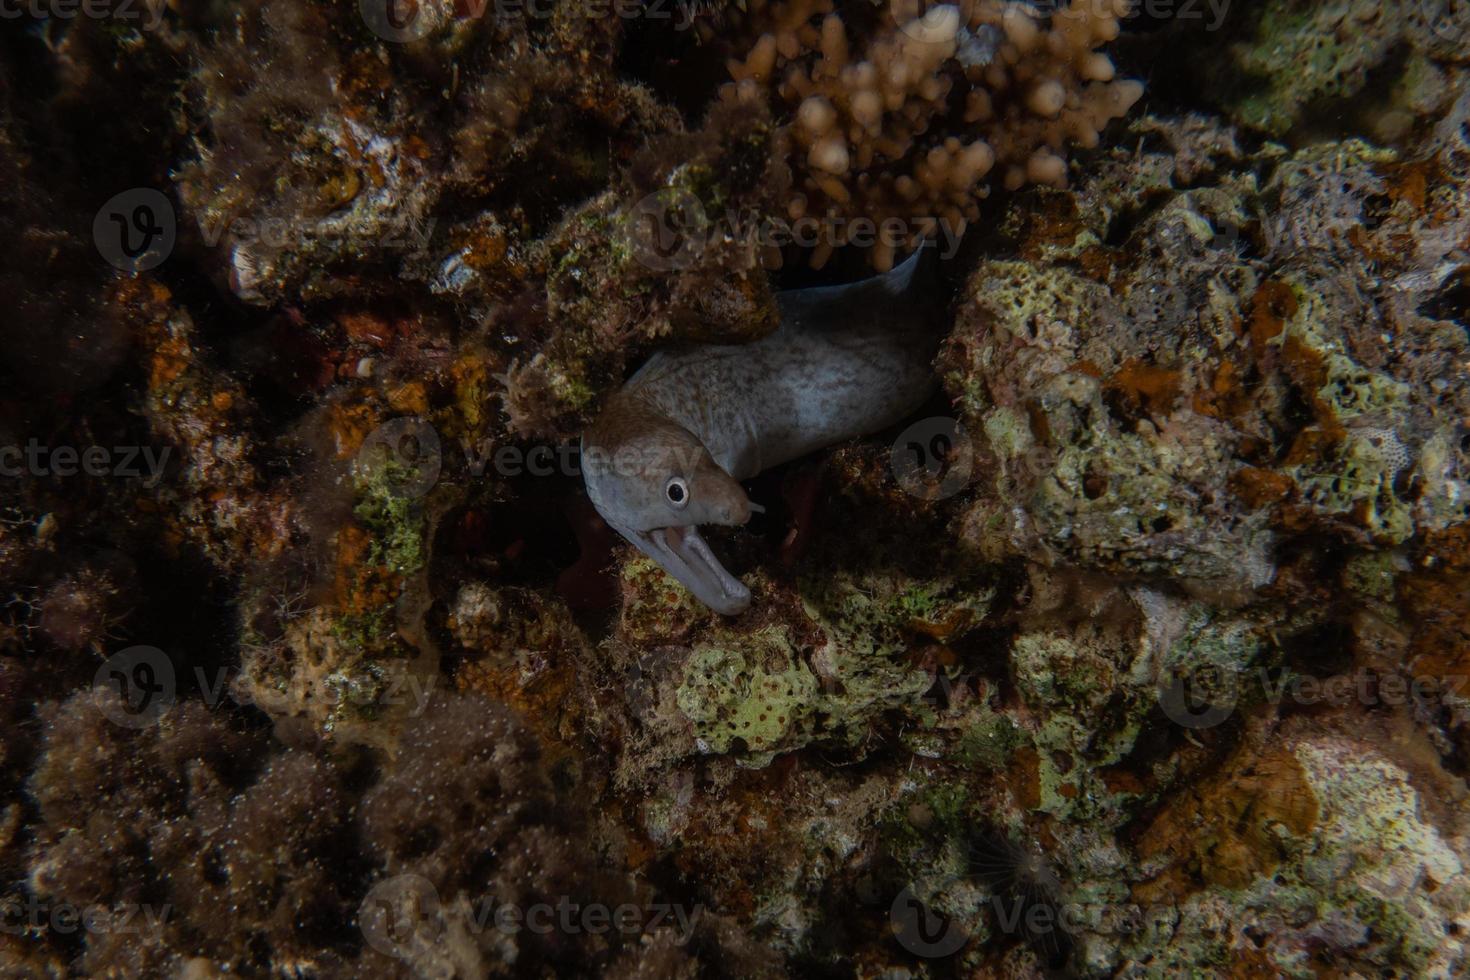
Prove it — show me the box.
[614,521,751,615]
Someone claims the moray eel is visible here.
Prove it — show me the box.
[581,246,942,614]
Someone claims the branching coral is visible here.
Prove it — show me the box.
[715,0,1142,267]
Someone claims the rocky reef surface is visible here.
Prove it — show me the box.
[1,0,1468,977]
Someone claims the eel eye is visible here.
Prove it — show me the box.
[665,476,689,508]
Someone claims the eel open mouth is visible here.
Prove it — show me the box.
[618,522,751,615]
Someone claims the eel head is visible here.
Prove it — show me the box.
[582,418,754,615]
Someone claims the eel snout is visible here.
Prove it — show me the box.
[620,522,752,616]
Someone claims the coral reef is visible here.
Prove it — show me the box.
[1130,713,1470,976]
[1215,0,1468,139]
[2,0,1469,976]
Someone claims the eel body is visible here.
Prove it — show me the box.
[581,247,942,614]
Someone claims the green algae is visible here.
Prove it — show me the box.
[955,710,1024,771]
[352,457,428,575]
[676,626,818,762]
[667,570,993,766]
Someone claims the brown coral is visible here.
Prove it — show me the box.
[23,688,363,976]
[716,0,1143,267]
